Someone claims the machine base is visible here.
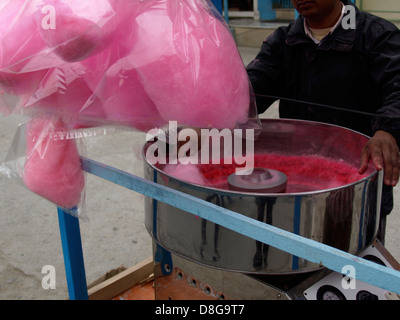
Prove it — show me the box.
[153,240,400,300]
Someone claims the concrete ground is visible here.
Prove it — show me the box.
[0,47,399,300]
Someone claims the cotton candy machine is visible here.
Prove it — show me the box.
[143,119,399,300]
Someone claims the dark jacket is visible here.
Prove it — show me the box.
[247,1,400,144]
[246,1,400,214]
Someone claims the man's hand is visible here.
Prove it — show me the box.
[359,130,400,186]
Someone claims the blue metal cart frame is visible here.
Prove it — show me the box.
[57,157,400,300]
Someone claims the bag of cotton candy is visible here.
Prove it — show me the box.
[0,116,86,217]
[129,0,253,129]
[0,0,254,130]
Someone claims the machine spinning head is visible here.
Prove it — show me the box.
[227,167,287,193]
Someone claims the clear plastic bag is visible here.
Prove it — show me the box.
[1,116,86,218]
[0,0,257,130]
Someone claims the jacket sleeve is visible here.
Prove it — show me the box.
[367,17,400,146]
[246,26,288,114]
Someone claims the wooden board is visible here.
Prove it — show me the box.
[88,257,154,300]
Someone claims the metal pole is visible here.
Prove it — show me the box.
[223,0,229,24]
[57,208,88,300]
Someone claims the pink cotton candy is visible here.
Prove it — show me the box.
[193,153,367,193]
[24,63,107,129]
[40,15,100,62]
[130,0,250,129]
[0,0,47,71]
[38,0,117,62]
[25,1,161,130]
[0,70,50,115]
[95,58,165,131]
[77,16,165,132]
[1,0,252,132]
[0,0,50,113]
[164,163,206,185]
[25,14,128,128]
[23,118,85,209]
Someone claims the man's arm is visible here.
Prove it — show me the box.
[246,27,288,114]
[361,17,400,185]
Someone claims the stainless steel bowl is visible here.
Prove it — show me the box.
[143,119,383,274]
